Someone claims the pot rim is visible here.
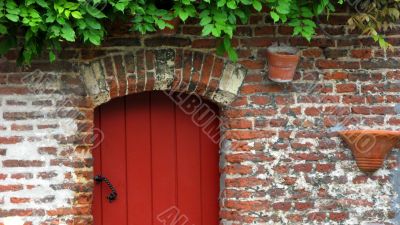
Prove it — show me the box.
[267,46,299,55]
[338,130,400,136]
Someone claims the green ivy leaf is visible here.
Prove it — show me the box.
[276,2,290,14]
[5,14,19,22]
[224,36,238,61]
[227,0,237,9]
[202,24,214,36]
[155,19,166,29]
[61,24,75,41]
[200,16,212,26]
[49,51,56,62]
[85,18,102,29]
[71,11,83,19]
[217,0,226,7]
[35,0,48,8]
[252,0,262,12]
[0,24,7,34]
[178,9,189,21]
[240,0,252,5]
[227,46,238,62]
[301,7,314,18]
[270,11,279,22]
[86,5,107,19]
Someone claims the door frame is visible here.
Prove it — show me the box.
[79,49,247,224]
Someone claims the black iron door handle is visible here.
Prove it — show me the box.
[94,175,118,202]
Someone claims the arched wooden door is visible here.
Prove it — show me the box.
[92,91,220,225]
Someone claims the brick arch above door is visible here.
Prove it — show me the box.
[79,48,247,107]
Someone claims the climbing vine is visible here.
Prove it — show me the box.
[0,0,398,64]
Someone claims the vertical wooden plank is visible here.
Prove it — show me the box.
[100,97,127,225]
[93,91,220,225]
[200,102,220,225]
[175,94,202,224]
[92,109,102,225]
[125,93,153,225]
[151,92,177,224]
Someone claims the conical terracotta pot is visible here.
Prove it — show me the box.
[338,130,400,173]
[266,46,300,82]
[159,17,180,35]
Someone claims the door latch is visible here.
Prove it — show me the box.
[94,175,118,203]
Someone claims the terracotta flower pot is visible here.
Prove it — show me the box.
[266,46,300,82]
[338,130,400,173]
[159,17,180,35]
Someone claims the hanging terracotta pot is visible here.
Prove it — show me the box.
[159,17,180,35]
[266,46,300,82]
[338,130,400,173]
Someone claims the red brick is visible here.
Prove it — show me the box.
[387,70,400,79]
[225,177,268,187]
[324,72,348,80]
[226,153,274,163]
[336,84,357,93]
[11,173,33,179]
[220,210,255,223]
[0,87,31,95]
[225,200,269,211]
[343,95,365,104]
[316,59,360,69]
[10,197,30,203]
[250,96,272,105]
[352,106,371,115]
[308,212,326,221]
[224,165,253,175]
[244,73,263,82]
[2,160,44,167]
[254,26,275,36]
[230,96,248,107]
[192,39,217,49]
[211,58,224,78]
[226,119,252,129]
[283,177,297,185]
[329,212,348,221]
[241,84,284,94]
[0,209,45,217]
[272,202,292,211]
[11,124,33,131]
[0,185,23,192]
[295,202,313,211]
[351,49,372,59]
[302,48,323,58]
[316,164,335,173]
[287,214,303,222]
[293,163,313,173]
[3,112,44,120]
[239,60,265,69]
[305,107,322,116]
[38,147,57,155]
[37,172,58,179]
[268,188,286,197]
[290,153,322,161]
[0,136,23,144]
[240,37,273,47]
[225,130,275,140]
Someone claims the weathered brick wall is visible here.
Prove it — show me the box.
[1,5,400,225]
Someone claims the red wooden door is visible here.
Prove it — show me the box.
[92,91,220,225]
